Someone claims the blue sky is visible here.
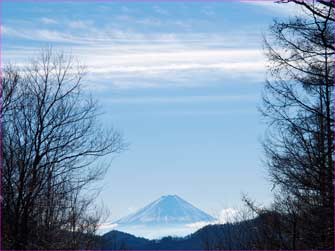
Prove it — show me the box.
[2,0,299,223]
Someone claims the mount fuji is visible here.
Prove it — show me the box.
[104,195,216,239]
[115,195,215,226]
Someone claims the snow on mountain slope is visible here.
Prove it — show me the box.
[115,195,216,225]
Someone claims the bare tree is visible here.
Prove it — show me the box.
[258,0,334,249]
[2,49,125,249]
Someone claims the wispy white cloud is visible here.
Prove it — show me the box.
[3,15,265,90]
[242,0,303,16]
[3,16,261,48]
[136,18,162,26]
[40,17,58,25]
[68,20,92,29]
[3,43,265,89]
[103,108,256,118]
[3,25,89,44]
[104,95,257,104]
[81,47,265,88]
[89,62,264,75]
[202,6,216,17]
[153,6,169,16]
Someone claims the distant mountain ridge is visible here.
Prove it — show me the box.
[115,195,216,226]
[101,218,262,250]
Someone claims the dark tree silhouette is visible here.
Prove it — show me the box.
[258,0,334,249]
[1,49,125,249]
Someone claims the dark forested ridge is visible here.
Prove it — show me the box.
[101,225,246,250]
[101,213,287,250]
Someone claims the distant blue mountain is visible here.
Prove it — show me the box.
[110,195,216,239]
[115,195,216,226]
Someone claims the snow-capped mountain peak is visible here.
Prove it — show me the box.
[115,194,216,226]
